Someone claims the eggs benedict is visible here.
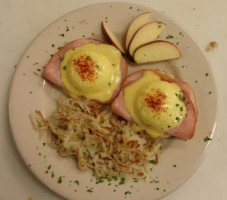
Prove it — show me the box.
[111,69,197,139]
[42,38,128,103]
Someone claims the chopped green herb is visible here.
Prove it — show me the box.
[66,26,69,32]
[51,171,54,178]
[133,178,139,182]
[158,25,162,28]
[129,6,132,9]
[58,176,63,184]
[176,104,179,107]
[47,165,51,170]
[176,41,180,45]
[167,125,171,128]
[74,180,79,185]
[43,142,46,146]
[63,66,67,70]
[59,56,64,61]
[112,176,118,181]
[150,178,159,183]
[119,177,125,185]
[205,73,209,76]
[108,82,111,86]
[59,33,65,37]
[106,176,112,182]
[180,107,183,112]
[204,136,212,142]
[96,177,105,184]
[173,164,177,167]
[87,188,93,193]
[125,191,131,195]
[150,160,156,165]
[57,46,62,50]
[166,35,174,39]
[175,93,184,101]
[175,117,180,122]
[51,44,55,47]
[208,91,212,94]
[86,55,90,59]
[179,32,184,37]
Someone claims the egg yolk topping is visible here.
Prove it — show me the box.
[61,43,121,102]
[124,71,186,138]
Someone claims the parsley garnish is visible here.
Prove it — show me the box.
[119,177,125,185]
[166,34,174,39]
[125,191,131,195]
[150,160,156,165]
[58,176,63,184]
[204,136,212,142]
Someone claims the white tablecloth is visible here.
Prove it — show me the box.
[1,0,226,199]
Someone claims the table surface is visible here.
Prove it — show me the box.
[1,0,226,199]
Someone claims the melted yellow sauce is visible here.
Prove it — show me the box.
[61,43,121,102]
[124,71,186,138]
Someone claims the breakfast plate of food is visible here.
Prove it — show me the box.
[9,2,217,200]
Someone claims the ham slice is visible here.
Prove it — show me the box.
[42,38,128,103]
[111,69,197,139]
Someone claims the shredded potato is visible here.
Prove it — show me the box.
[30,97,162,178]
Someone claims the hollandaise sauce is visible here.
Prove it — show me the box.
[124,71,186,138]
[61,43,121,102]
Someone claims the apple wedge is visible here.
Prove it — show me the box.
[133,40,181,64]
[125,12,150,50]
[128,21,166,57]
[102,21,126,54]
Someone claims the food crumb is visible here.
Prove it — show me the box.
[205,41,218,51]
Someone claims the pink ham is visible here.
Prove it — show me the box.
[42,38,128,103]
[111,69,197,139]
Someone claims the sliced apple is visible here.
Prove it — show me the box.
[102,21,126,54]
[133,40,181,64]
[125,12,150,50]
[128,21,166,57]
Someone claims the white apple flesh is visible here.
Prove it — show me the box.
[102,21,126,54]
[133,40,181,64]
[125,12,150,50]
[128,21,166,57]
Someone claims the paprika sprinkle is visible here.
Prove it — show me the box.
[143,88,167,113]
[73,54,98,82]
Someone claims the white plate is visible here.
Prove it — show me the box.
[9,2,217,200]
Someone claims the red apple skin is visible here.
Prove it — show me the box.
[133,40,181,64]
[125,12,150,50]
[101,21,126,54]
[127,21,166,57]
